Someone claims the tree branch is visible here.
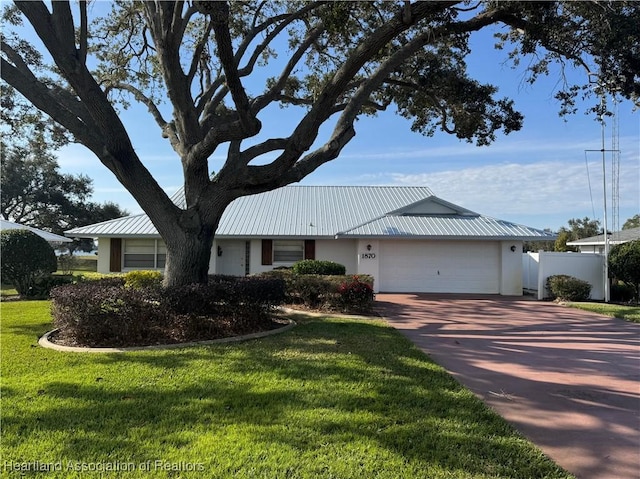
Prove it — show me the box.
[252,23,325,113]
[187,19,214,86]
[105,82,183,153]
[1,58,100,149]
[238,2,514,192]
[12,1,184,231]
[237,2,328,78]
[142,2,200,147]
[79,1,88,64]
[209,2,259,136]
[252,1,458,180]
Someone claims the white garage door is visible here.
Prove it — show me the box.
[379,240,500,293]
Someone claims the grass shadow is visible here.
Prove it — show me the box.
[2,307,572,478]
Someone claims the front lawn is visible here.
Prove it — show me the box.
[1,283,18,297]
[564,301,640,323]
[1,301,572,478]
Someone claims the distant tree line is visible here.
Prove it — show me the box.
[0,103,127,252]
[525,215,639,252]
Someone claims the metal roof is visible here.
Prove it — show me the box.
[336,215,556,240]
[65,185,553,241]
[566,227,640,246]
[1,219,73,243]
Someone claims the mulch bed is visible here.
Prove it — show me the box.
[47,316,292,349]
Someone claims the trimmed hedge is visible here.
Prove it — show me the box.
[292,260,346,275]
[50,275,286,347]
[124,270,163,288]
[546,274,592,301]
[260,270,375,312]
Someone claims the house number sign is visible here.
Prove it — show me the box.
[361,253,376,259]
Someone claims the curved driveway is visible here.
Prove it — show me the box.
[375,294,640,479]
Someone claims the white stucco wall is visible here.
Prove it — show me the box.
[96,237,110,274]
[356,239,380,292]
[500,241,523,295]
[524,251,605,300]
[316,239,358,273]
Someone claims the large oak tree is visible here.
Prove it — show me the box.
[2,1,638,286]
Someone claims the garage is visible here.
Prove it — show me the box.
[378,240,501,293]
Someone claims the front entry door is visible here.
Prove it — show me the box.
[216,241,246,276]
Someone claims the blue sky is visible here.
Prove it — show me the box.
[42,13,639,232]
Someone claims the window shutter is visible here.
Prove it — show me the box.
[304,240,315,260]
[261,239,273,265]
[110,238,122,272]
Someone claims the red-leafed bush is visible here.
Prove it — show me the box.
[260,270,375,312]
[337,275,375,311]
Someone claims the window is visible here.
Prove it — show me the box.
[123,239,166,269]
[273,240,304,263]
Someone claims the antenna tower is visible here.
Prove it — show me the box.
[610,97,620,233]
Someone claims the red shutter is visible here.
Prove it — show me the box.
[304,240,315,260]
[261,239,273,265]
[110,238,122,272]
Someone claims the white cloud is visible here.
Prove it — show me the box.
[355,158,639,228]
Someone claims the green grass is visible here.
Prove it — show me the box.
[1,301,573,479]
[565,302,640,323]
[72,255,98,272]
[1,283,18,296]
[57,255,98,274]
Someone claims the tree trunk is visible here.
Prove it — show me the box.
[162,227,215,287]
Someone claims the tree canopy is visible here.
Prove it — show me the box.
[1,138,128,250]
[2,1,638,285]
[553,217,601,251]
[622,214,640,230]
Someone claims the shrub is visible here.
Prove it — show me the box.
[76,272,123,282]
[292,260,346,275]
[57,253,78,274]
[28,275,75,299]
[259,271,374,312]
[609,240,640,304]
[51,280,165,347]
[546,274,592,301]
[293,275,335,308]
[0,229,57,296]
[611,282,636,303]
[50,275,286,347]
[336,275,375,311]
[124,270,163,288]
[259,269,299,303]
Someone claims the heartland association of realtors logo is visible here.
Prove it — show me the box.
[2,460,205,473]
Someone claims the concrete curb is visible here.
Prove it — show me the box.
[279,307,381,321]
[38,319,296,353]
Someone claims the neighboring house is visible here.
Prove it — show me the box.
[65,186,555,295]
[566,227,640,253]
[1,219,72,243]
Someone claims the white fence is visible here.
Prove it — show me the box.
[522,252,605,300]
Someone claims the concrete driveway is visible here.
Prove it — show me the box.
[375,294,640,479]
